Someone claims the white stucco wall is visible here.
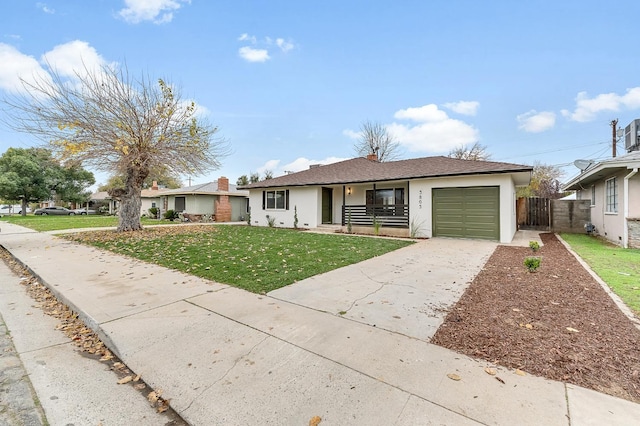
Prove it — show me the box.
[248,187,320,228]
[408,174,517,243]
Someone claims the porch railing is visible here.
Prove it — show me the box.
[342,204,409,228]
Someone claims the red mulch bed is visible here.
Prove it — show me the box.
[431,233,640,403]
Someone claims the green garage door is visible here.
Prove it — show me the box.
[433,187,500,240]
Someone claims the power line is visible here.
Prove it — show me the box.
[496,141,608,161]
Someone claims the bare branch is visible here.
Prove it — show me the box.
[353,120,400,162]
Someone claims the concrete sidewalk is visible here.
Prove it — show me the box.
[0,221,638,425]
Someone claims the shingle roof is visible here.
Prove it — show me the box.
[161,180,248,196]
[240,156,533,189]
[563,150,640,190]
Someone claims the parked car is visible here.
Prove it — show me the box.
[33,206,75,216]
[72,208,97,215]
[0,205,31,215]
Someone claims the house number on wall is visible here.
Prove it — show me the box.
[418,189,422,209]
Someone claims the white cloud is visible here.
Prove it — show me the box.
[0,43,51,94]
[443,100,479,116]
[118,0,190,24]
[561,87,640,122]
[276,38,294,53]
[390,104,479,153]
[238,33,257,44]
[41,40,108,78]
[258,156,348,176]
[237,34,295,63]
[517,110,556,133]
[257,159,280,174]
[36,3,55,14]
[238,46,270,63]
[342,129,361,140]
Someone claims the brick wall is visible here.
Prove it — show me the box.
[215,195,231,222]
[628,219,640,249]
[550,200,591,233]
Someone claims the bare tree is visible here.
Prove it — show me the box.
[516,161,566,199]
[353,120,400,162]
[2,63,228,231]
[448,142,491,161]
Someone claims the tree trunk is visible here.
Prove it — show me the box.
[117,165,147,232]
[21,199,28,217]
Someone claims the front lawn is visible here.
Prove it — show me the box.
[560,233,640,315]
[0,214,174,232]
[63,225,413,293]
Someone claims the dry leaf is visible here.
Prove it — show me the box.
[148,391,159,404]
[512,308,520,312]
[515,369,526,376]
[484,367,497,376]
[566,327,579,333]
[134,383,146,390]
[117,375,133,385]
[447,373,462,381]
[133,374,141,382]
[495,376,505,384]
[309,416,322,426]
[525,324,533,329]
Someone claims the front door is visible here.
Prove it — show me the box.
[322,187,333,224]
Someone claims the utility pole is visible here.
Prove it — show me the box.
[611,119,618,158]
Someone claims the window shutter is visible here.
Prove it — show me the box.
[285,190,290,210]
[262,191,265,210]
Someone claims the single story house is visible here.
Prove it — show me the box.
[240,155,532,243]
[90,181,167,215]
[563,151,640,248]
[161,177,249,222]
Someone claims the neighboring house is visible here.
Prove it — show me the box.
[563,151,640,248]
[161,177,249,222]
[90,181,167,216]
[240,155,532,243]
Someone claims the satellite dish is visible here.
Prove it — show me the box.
[573,159,593,172]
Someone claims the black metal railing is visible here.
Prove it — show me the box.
[342,204,409,228]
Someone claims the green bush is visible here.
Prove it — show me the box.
[163,209,177,221]
[148,207,158,218]
[524,256,541,272]
[529,241,540,252]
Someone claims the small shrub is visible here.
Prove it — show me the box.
[293,205,299,229]
[372,216,381,235]
[148,207,159,219]
[266,215,276,228]
[524,256,541,272]
[529,241,540,252]
[163,209,177,221]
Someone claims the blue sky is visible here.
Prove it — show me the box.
[1,0,640,189]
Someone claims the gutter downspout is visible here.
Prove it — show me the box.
[623,167,638,248]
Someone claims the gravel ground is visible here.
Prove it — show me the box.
[432,233,640,403]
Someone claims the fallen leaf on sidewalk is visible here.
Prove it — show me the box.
[515,369,526,376]
[117,375,133,384]
[484,367,497,376]
[495,376,505,384]
[309,416,322,425]
[447,373,462,381]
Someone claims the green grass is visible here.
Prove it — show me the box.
[560,233,640,315]
[63,226,413,293]
[0,214,174,232]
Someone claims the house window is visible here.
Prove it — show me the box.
[590,186,595,207]
[365,188,405,215]
[263,190,289,210]
[151,202,156,208]
[605,178,617,213]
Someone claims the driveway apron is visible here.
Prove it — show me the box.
[269,238,498,341]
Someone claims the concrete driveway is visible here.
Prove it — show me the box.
[269,237,499,341]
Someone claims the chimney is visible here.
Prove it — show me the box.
[152,180,159,190]
[218,176,229,192]
[366,153,379,162]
